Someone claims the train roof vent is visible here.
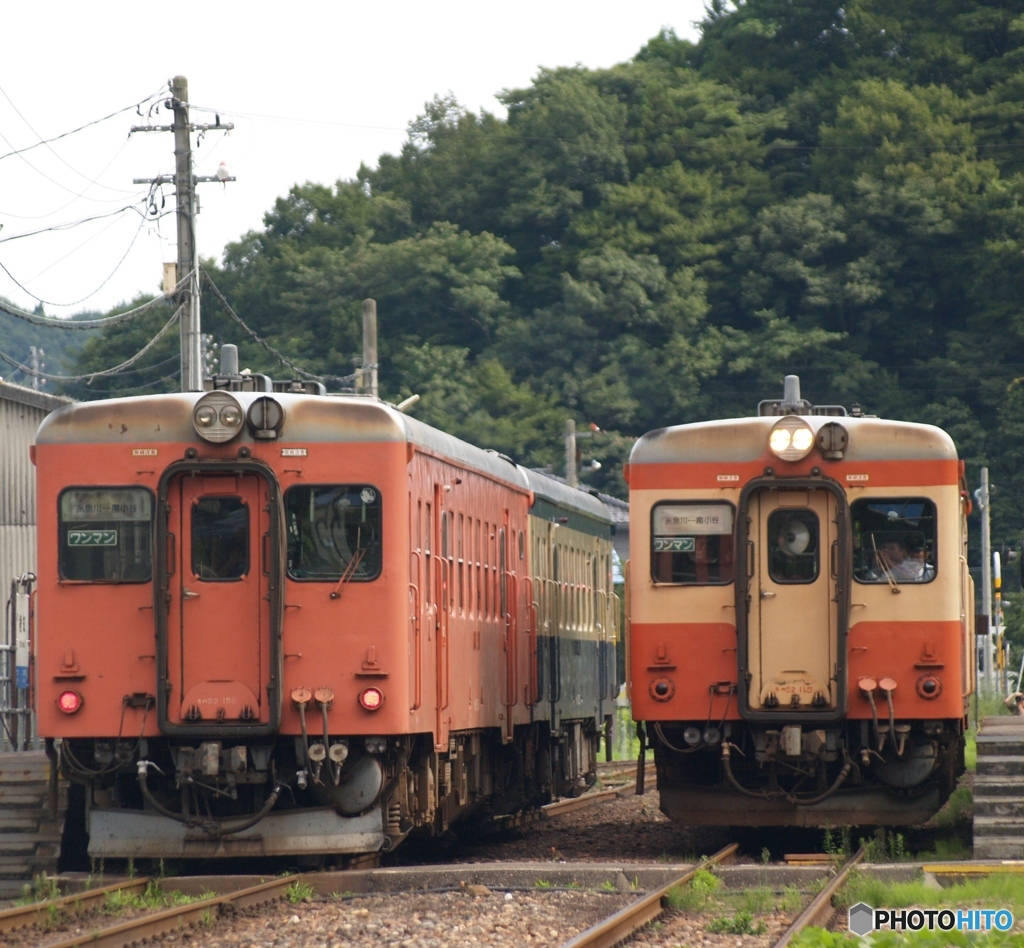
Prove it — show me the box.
[757,374,848,417]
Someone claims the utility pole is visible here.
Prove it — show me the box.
[976,468,993,692]
[565,419,577,488]
[360,299,378,398]
[132,76,235,392]
[28,346,44,390]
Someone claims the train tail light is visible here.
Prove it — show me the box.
[359,687,384,711]
[57,690,83,714]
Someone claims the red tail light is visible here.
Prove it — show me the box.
[359,687,384,711]
[57,691,83,714]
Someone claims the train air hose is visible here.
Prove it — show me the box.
[137,760,284,837]
[720,743,853,805]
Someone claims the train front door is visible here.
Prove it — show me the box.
[746,488,839,712]
[167,472,271,726]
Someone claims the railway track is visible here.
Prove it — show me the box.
[561,843,739,948]
[559,844,867,948]
[0,874,302,948]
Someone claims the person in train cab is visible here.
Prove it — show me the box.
[876,536,933,582]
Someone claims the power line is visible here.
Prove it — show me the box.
[0,270,192,328]
[201,269,357,387]
[0,83,167,165]
[2,206,150,308]
[0,306,181,381]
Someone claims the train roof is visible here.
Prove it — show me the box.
[36,391,612,524]
[630,414,958,465]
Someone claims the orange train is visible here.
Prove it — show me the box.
[626,377,974,826]
[34,366,617,859]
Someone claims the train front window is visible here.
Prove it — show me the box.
[651,502,734,585]
[285,485,382,581]
[767,509,819,583]
[192,497,249,580]
[59,487,153,582]
[853,498,936,584]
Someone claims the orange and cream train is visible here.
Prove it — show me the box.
[34,364,617,859]
[626,377,973,826]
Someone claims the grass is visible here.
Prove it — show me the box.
[837,870,1024,916]
[664,867,721,912]
[17,874,61,905]
[285,880,315,904]
[707,910,767,935]
[103,880,208,914]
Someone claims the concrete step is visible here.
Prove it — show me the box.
[976,755,1024,777]
[971,776,1024,795]
[974,796,1024,818]
[976,737,1024,755]
[972,815,1024,837]
[974,837,1024,859]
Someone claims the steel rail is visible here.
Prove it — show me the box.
[543,786,625,815]
[0,877,152,934]
[773,845,867,948]
[560,842,739,948]
[34,874,303,948]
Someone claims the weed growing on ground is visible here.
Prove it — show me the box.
[285,880,315,904]
[17,874,61,905]
[707,910,767,935]
[664,867,721,912]
[739,886,774,914]
[534,879,553,889]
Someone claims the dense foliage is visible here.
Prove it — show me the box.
[44,2,1024,653]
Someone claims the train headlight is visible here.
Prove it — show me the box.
[192,392,245,444]
[57,690,83,714]
[768,417,815,462]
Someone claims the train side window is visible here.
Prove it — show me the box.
[284,485,382,581]
[58,487,153,583]
[853,498,937,584]
[767,509,819,584]
[651,502,735,585]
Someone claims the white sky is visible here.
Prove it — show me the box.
[0,2,707,318]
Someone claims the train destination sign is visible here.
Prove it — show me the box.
[654,503,733,536]
[60,488,152,522]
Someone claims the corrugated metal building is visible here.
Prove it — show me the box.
[1,380,70,750]
[0,380,69,586]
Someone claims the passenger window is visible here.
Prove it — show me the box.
[767,509,819,584]
[285,485,382,581]
[59,487,153,582]
[651,502,734,585]
[853,498,936,584]
[192,497,249,581]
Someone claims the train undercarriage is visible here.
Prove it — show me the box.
[648,717,965,827]
[57,719,601,859]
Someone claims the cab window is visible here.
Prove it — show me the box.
[651,502,734,585]
[767,509,819,583]
[285,485,382,581]
[59,487,153,582]
[853,498,936,584]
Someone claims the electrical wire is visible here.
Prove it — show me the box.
[8,205,150,308]
[0,305,181,381]
[201,269,358,386]
[0,83,167,165]
[0,269,192,328]
[0,203,148,245]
